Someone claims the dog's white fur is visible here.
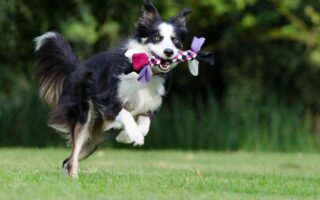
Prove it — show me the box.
[124,39,150,61]
[147,23,179,59]
[118,72,165,115]
[115,116,151,144]
[100,71,164,145]
[34,32,57,51]
[137,115,151,136]
[114,73,164,144]
[115,109,144,146]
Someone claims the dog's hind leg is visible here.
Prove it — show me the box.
[65,122,90,178]
[62,137,99,176]
[63,105,94,178]
[78,133,104,161]
[62,111,108,176]
[76,115,108,161]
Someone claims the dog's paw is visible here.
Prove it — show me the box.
[131,132,144,146]
[62,158,79,178]
[70,172,79,179]
[116,130,133,144]
[126,126,144,146]
[116,129,144,146]
[62,158,70,176]
[137,116,150,137]
[115,109,145,146]
[139,124,149,137]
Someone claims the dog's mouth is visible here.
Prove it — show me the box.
[151,52,172,72]
[158,59,172,72]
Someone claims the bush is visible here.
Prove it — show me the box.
[0,0,320,151]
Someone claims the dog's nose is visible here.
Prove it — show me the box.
[164,48,174,57]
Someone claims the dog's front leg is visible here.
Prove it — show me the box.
[116,115,151,144]
[115,109,144,146]
[137,115,151,136]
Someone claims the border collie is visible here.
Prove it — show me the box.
[34,0,192,177]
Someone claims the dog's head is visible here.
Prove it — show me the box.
[134,0,192,72]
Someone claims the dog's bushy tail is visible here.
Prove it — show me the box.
[34,31,81,106]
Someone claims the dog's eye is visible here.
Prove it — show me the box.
[154,35,161,41]
[173,38,179,44]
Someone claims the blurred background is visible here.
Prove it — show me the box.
[0,0,320,151]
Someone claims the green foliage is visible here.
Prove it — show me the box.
[144,94,319,152]
[1,0,320,150]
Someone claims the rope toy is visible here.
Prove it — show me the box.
[125,37,214,83]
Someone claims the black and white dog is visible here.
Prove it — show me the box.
[34,0,192,177]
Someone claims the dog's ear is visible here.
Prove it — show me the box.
[170,8,192,31]
[137,0,160,27]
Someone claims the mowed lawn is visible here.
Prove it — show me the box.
[0,148,319,200]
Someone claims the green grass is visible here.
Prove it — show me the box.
[0,148,319,200]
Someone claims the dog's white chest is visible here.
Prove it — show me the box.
[117,73,165,115]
